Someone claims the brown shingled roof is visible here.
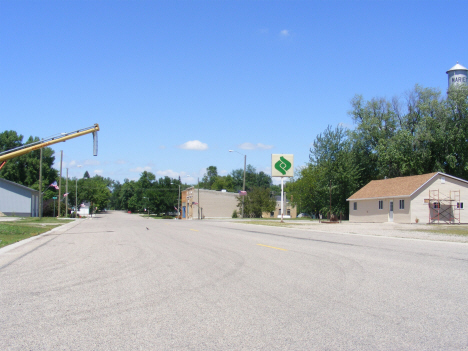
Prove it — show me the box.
[348,172,439,200]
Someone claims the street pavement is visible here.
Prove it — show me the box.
[1,211,467,350]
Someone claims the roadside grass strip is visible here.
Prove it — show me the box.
[0,218,72,248]
[243,221,310,228]
[412,226,468,236]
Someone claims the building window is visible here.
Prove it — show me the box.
[433,202,440,209]
[287,209,291,216]
[457,202,464,209]
[378,200,383,210]
[399,200,404,209]
[270,211,274,217]
[353,202,357,211]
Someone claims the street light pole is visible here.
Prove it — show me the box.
[229,150,246,218]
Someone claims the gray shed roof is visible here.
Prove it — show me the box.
[0,178,39,194]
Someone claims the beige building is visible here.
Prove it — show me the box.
[347,172,468,224]
[181,187,238,219]
[263,195,297,219]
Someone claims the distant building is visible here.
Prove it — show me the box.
[77,202,90,217]
[181,187,238,219]
[0,178,39,217]
[263,195,297,219]
[347,172,468,224]
[447,62,467,88]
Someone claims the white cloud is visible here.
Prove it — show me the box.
[94,169,103,175]
[178,140,208,150]
[156,169,179,178]
[238,142,274,150]
[116,160,127,165]
[280,29,290,37]
[84,159,100,166]
[129,166,152,173]
[159,145,166,149]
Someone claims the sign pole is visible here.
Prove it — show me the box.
[281,177,284,223]
[271,154,294,223]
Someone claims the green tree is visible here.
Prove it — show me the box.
[0,132,57,190]
[78,175,112,211]
[238,187,276,218]
[211,174,235,191]
[290,125,360,218]
[200,166,218,189]
[230,165,272,192]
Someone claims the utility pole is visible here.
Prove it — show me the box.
[75,176,78,218]
[76,165,82,218]
[39,145,43,219]
[243,154,246,218]
[65,168,68,218]
[58,151,63,217]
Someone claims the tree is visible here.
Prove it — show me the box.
[230,165,272,192]
[238,187,276,218]
[0,131,57,190]
[200,166,218,189]
[211,174,235,191]
[289,125,361,218]
[78,175,112,211]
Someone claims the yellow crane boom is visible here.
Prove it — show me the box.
[0,124,99,167]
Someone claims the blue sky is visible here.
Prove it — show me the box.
[1,0,466,185]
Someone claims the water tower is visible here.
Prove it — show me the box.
[446,62,467,88]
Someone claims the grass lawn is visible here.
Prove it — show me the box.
[0,217,73,248]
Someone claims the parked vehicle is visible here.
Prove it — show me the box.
[297,213,310,218]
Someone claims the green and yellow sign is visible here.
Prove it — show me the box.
[271,154,294,177]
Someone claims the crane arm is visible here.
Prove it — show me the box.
[0,123,99,163]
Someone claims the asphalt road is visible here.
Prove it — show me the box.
[1,211,467,350]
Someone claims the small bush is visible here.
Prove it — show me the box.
[232,210,238,218]
[162,215,173,219]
